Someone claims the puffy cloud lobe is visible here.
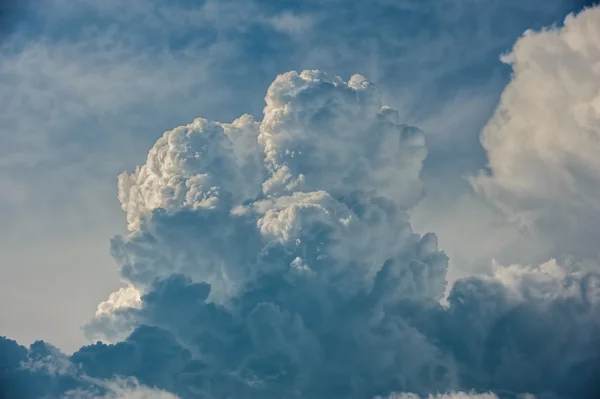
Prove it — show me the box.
[438,261,600,398]
[260,71,426,209]
[95,285,142,318]
[471,6,600,257]
[2,69,600,399]
[118,115,263,231]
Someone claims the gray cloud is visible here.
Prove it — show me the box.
[0,0,590,351]
[2,69,599,399]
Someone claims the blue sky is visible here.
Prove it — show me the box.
[1,1,600,398]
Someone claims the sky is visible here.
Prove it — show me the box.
[1,1,600,398]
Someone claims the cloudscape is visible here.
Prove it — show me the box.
[1,1,600,399]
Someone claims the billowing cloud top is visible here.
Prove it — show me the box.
[111,70,432,308]
[471,6,600,257]
[118,114,263,232]
[2,14,600,397]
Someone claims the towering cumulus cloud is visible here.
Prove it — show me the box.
[2,35,600,398]
[471,6,600,258]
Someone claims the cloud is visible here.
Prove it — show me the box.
[2,3,600,393]
[65,380,181,399]
[471,6,600,258]
[0,336,178,399]
[2,69,600,399]
[117,114,263,231]
[95,286,142,318]
[259,71,426,208]
[0,0,591,352]
[376,393,504,399]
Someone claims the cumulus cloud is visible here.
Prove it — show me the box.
[376,393,503,399]
[63,379,181,399]
[0,337,179,399]
[1,0,591,354]
[118,114,262,231]
[259,71,426,207]
[471,6,600,258]
[95,286,142,318]
[2,67,600,399]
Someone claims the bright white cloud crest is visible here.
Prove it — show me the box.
[118,115,263,231]
[472,6,600,256]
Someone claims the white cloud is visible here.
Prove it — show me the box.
[118,115,262,231]
[471,6,600,258]
[377,393,505,399]
[260,71,426,208]
[95,285,142,317]
[64,378,180,399]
